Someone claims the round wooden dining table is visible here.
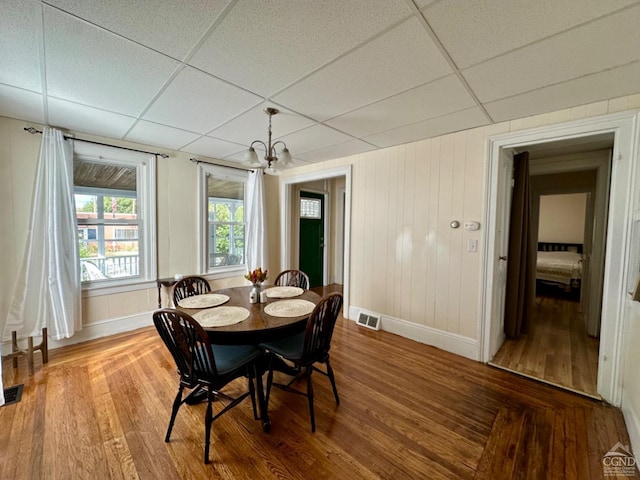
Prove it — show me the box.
[178,285,321,345]
[176,285,321,432]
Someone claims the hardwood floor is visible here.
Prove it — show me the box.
[490,296,600,397]
[1,311,633,479]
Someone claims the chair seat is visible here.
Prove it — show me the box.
[198,344,262,376]
[259,332,305,361]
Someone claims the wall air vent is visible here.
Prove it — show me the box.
[356,311,381,331]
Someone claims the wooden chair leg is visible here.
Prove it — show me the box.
[306,369,316,433]
[326,359,340,405]
[6,328,49,375]
[40,327,49,364]
[11,331,19,369]
[27,336,35,375]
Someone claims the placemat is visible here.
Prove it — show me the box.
[192,306,249,327]
[178,293,229,309]
[264,286,304,298]
[264,299,316,317]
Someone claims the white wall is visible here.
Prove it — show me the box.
[280,94,640,457]
[538,193,587,243]
[0,116,280,348]
[2,92,640,459]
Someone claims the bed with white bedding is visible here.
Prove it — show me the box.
[536,242,583,299]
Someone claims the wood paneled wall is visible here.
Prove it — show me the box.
[348,132,489,339]
[281,94,640,344]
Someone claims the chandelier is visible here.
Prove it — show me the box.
[244,107,292,174]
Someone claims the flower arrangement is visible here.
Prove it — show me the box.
[245,267,268,285]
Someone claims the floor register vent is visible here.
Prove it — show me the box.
[356,312,381,331]
[3,384,24,406]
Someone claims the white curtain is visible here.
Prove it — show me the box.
[3,127,81,343]
[245,169,268,272]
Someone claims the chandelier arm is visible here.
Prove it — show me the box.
[271,140,288,151]
[250,140,267,152]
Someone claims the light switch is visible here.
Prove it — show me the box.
[468,239,478,253]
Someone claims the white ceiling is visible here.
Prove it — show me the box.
[1,0,639,166]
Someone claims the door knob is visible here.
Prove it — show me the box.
[499,256,507,261]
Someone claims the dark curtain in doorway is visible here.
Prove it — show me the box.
[504,151,536,338]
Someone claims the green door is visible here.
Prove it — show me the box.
[299,191,324,288]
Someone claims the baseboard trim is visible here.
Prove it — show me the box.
[0,312,154,355]
[348,306,479,361]
[622,398,640,462]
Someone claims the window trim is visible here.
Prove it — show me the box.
[73,142,156,291]
[198,164,249,275]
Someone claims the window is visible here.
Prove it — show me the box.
[300,197,322,219]
[73,143,156,287]
[199,165,248,273]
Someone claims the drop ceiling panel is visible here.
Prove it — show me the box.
[0,85,44,124]
[46,0,232,59]
[183,136,245,160]
[462,5,640,103]
[48,97,136,139]
[189,0,413,97]
[209,104,315,146]
[423,0,638,68]
[125,121,201,151]
[43,6,180,116]
[364,107,489,148]
[143,67,262,134]
[326,75,477,137]
[273,18,452,121]
[2,2,640,163]
[276,124,353,155]
[296,139,376,163]
[485,61,640,122]
[0,1,42,92]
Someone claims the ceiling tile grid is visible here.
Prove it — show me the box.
[44,0,233,60]
[272,17,453,122]
[43,6,181,116]
[421,0,638,69]
[484,60,640,122]
[326,75,478,138]
[47,97,137,139]
[1,0,639,164]
[142,66,263,134]
[460,4,640,103]
[188,0,413,97]
[124,120,201,151]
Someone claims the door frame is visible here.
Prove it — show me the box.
[479,111,639,406]
[280,165,352,316]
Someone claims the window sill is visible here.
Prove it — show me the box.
[82,279,157,298]
[203,265,246,280]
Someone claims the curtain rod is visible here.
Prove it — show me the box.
[189,157,254,173]
[23,127,170,158]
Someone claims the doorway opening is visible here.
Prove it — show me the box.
[280,166,352,314]
[489,141,612,398]
[480,111,639,407]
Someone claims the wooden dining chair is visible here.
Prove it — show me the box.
[259,292,343,432]
[274,269,310,290]
[153,309,262,463]
[172,276,211,307]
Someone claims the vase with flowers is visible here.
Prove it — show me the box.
[245,267,268,302]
